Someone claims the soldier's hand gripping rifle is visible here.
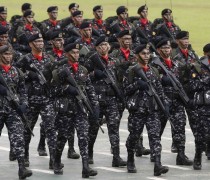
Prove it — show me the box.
[161,24,176,41]
[153,57,190,105]
[0,72,34,136]
[132,64,169,117]
[90,53,123,101]
[63,68,104,133]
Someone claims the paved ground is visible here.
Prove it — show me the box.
[1,110,210,180]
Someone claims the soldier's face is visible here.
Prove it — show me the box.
[30,38,44,52]
[119,11,128,20]
[177,38,189,49]
[52,38,64,49]
[0,33,9,45]
[119,35,132,48]
[140,10,148,19]
[25,16,34,24]
[137,48,150,65]
[163,13,173,22]
[96,42,110,56]
[49,11,58,20]
[0,12,7,21]
[70,7,78,15]
[80,27,92,38]
[158,45,172,58]
[94,10,103,19]
[0,50,13,65]
[67,49,79,62]
[73,15,83,25]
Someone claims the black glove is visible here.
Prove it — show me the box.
[161,75,172,86]
[94,69,107,79]
[136,79,149,90]
[65,85,79,96]
[0,84,8,96]
[17,103,28,114]
[92,105,100,121]
[27,71,38,80]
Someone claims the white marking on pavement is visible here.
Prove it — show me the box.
[1,133,8,137]
[0,146,10,151]
[147,177,167,180]
[94,152,113,156]
[95,167,126,172]
[166,165,191,170]
[31,169,54,174]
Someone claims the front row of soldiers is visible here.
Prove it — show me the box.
[1,28,210,179]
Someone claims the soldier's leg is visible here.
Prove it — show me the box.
[67,127,80,159]
[146,112,169,176]
[135,133,151,157]
[37,122,47,156]
[105,99,126,167]
[126,111,145,173]
[24,105,40,167]
[7,112,32,179]
[40,102,56,169]
[171,106,193,166]
[74,113,98,178]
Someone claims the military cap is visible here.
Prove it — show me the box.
[80,22,92,29]
[156,38,171,48]
[93,5,103,12]
[28,33,43,42]
[203,43,210,53]
[95,35,109,46]
[0,6,7,13]
[47,6,58,13]
[161,8,172,16]
[50,31,63,40]
[23,10,34,17]
[72,10,83,17]
[0,45,13,54]
[137,5,148,14]
[117,30,131,38]
[176,31,189,39]
[134,44,149,54]
[116,6,128,15]
[64,43,80,52]
[21,3,32,11]
[0,26,8,35]
[69,3,79,10]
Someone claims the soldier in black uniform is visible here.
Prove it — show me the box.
[0,6,11,30]
[16,33,57,169]
[124,44,169,176]
[52,43,98,178]
[154,38,193,165]
[0,45,32,179]
[84,35,126,167]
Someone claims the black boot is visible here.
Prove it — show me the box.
[88,150,94,164]
[82,159,98,178]
[54,152,63,175]
[154,155,169,176]
[24,148,30,167]
[37,140,47,156]
[171,142,178,153]
[9,150,16,161]
[67,148,80,159]
[176,150,193,166]
[112,147,127,167]
[135,136,150,157]
[127,151,137,173]
[18,162,32,179]
[193,150,202,170]
[206,142,210,160]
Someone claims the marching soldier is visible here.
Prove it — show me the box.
[0,45,32,179]
[124,44,169,176]
[0,6,11,30]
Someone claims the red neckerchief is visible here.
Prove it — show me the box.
[1,64,11,73]
[121,20,127,26]
[166,21,172,28]
[0,21,7,26]
[50,19,57,27]
[96,19,103,25]
[33,54,43,61]
[82,38,91,45]
[120,48,130,60]
[53,48,63,58]
[142,65,149,72]
[180,49,188,59]
[164,58,172,69]
[101,55,109,64]
[25,24,33,31]
[69,61,79,73]
[140,18,148,26]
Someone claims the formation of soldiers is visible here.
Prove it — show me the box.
[0,2,210,179]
